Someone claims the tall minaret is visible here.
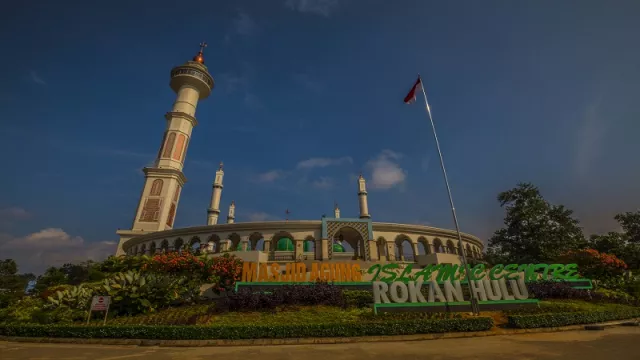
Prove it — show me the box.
[207,162,224,225]
[117,43,214,245]
[357,174,371,219]
[227,201,236,224]
[334,202,340,219]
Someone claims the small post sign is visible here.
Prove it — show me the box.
[87,296,111,325]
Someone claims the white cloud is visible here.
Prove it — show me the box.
[233,11,257,36]
[29,70,46,85]
[0,228,115,274]
[285,0,340,16]
[366,150,407,190]
[311,177,334,189]
[255,170,286,183]
[297,156,353,169]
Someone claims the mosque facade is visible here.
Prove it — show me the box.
[115,45,484,266]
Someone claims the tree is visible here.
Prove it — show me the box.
[487,183,586,264]
[34,266,68,294]
[615,210,640,244]
[0,259,34,308]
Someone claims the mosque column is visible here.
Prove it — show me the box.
[294,239,303,260]
[412,242,420,260]
[263,239,272,253]
[320,238,329,260]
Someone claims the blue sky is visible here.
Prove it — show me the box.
[1,0,639,273]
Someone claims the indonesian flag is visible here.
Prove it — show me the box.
[403,76,422,104]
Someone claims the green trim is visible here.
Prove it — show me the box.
[478,299,539,304]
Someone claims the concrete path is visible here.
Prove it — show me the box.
[1,327,639,359]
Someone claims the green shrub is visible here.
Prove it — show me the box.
[0,297,44,324]
[344,290,372,308]
[508,309,640,329]
[0,317,493,339]
[46,284,94,310]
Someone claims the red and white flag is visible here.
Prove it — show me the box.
[403,76,422,104]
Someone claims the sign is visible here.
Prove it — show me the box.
[242,262,362,283]
[90,296,111,311]
[372,278,538,313]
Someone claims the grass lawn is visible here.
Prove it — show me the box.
[103,299,639,327]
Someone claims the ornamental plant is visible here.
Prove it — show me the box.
[558,248,627,282]
[208,254,243,294]
[145,252,208,279]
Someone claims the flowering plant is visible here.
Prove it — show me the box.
[208,253,243,294]
[558,248,627,281]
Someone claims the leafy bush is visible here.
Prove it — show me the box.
[102,270,201,315]
[344,290,373,308]
[508,309,640,329]
[527,280,640,306]
[46,284,94,310]
[0,297,44,324]
[0,317,494,339]
[228,283,345,311]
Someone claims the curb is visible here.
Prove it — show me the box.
[1,319,638,347]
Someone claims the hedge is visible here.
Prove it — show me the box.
[0,317,493,340]
[508,309,640,329]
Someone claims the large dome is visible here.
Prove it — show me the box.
[332,243,345,253]
[276,237,294,251]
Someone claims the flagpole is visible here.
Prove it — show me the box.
[418,76,480,315]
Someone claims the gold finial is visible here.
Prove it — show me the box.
[193,41,207,64]
[218,161,223,170]
[231,200,235,206]
[334,201,339,210]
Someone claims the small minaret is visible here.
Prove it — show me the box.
[357,174,371,219]
[227,201,236,224]
[207,162,224,225]
[334,202,340,219]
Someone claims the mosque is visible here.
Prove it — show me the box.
[115,44,484,267]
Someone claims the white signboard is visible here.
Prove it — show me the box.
[90,296,111,311]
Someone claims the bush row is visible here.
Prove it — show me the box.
[508,309,640,329]
[526,281,640,306]
[227,284,373,311]
[0,317,493,340]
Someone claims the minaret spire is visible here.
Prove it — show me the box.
[227,201,235,224]
[357,174,371,219]
[334,202,340,219]
[115,45,215,256]
[207,162,224,225]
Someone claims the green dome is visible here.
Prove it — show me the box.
[235,242,243,251]
[332,243,345,252]
[276,237,294,251]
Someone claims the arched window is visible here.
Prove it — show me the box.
[172,134,186,161]
[162,132,176,158]
[149,242,157,254]
[173,186,181,202]
[150,179,163,196]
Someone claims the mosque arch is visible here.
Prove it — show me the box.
[376,237,388,259]
[417,236,430,255]
[173,238,184,252]
[433,238,444,253]
[228,233,242,251]
[465,244,473,257]
[208,234,221,253]
[271,231,295,252]
[394,234,415,261]
[446,240,456,254]
[248,232,264,250]
[140,243,147,255]
[189,236,201,253]
[331,226,365,259]
[149,241,157,255]
[160,239,169,253]
[303,235,315,253]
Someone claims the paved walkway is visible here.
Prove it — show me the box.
[1,327,639,359]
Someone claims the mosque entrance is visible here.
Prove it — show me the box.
[323,218,373,261]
